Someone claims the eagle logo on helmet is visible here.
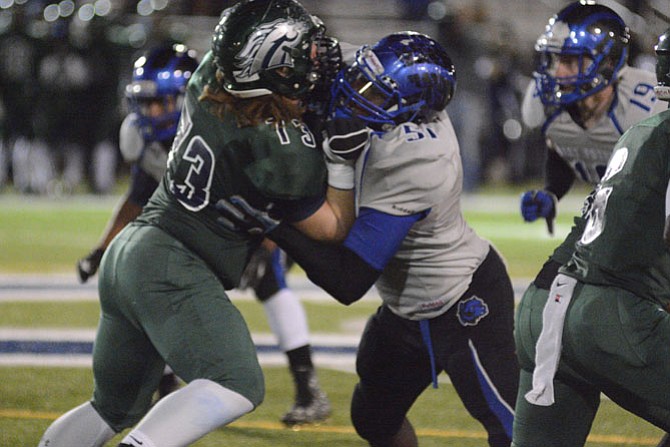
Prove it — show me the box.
[232,18,309,84]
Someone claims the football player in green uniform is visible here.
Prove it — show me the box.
[512,27,670,447]
[37,1,355,446]
[76,42,333,425]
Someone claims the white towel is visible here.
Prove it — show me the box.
[525,274,578,406]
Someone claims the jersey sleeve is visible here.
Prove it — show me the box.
[344,207,423,271]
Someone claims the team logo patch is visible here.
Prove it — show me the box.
[457,295,489,327]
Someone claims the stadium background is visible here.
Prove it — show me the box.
[1,0,670,445]
[0,0,669,194]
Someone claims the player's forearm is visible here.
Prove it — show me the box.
[325,186,355,238]
[268,224,378,304]
[292,187,354,242]
[544,149,576,200]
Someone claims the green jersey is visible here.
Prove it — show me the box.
[561,109,670,308]
[137,51,327,288]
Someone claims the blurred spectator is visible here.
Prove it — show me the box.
[32,14,124,195]
[0,4,41,192]
[435,3,490,191]
[476,29,530,185]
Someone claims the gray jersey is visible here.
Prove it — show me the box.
[355,110,490,320]
[522,66,665,185]
[119,113,168,182]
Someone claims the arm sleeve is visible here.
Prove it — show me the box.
[268,208,421,304]
[544,148,576,200]
[127,166,159,207]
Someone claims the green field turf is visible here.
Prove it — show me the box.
[0,188,586,278]
[0,189,666,446]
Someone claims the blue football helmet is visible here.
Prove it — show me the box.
[329,31,456,129]
[533,1,629,109]
[125,44,199,143]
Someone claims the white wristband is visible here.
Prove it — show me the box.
[326,161,355,190]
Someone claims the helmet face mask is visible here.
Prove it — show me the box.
[655,28,670,101]
[211,0,324,99]
[126,44,198,142]
[330,32,456,130]
[533,1,629,109]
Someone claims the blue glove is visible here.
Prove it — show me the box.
[215,195,280,236]
[520,190,557,235]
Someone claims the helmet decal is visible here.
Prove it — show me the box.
[233,18,309,84]
[211,0,323,99]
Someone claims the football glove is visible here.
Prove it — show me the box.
[323,116,370,162]
[76,248,105,283]
[215,195,280,236]
[323,116,370,189]
[520,189,558,235]
[238,245,273,290]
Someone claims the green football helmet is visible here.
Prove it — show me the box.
[655,27,670,101]
[211,0,324,99]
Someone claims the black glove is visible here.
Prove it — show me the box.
[215,195,280,236]
[76,248,104,283]
[238,246,273,290]
[323,116,370,162]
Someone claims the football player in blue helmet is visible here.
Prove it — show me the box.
[533,1,629,112]
[126,44,197,144]
[330,31,455,130]
[519,0,664,234]
[218,31,519,447]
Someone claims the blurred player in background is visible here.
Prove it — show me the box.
[76,41,331,425]
[513,27,670,447]
[219,31,518,447]
[520,0,665,235]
